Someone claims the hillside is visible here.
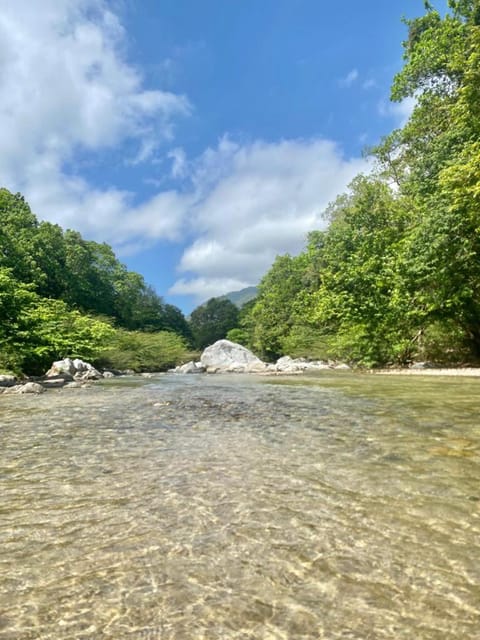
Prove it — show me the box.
[222,286,258,308]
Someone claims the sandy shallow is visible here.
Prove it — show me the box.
[374,367,480,377]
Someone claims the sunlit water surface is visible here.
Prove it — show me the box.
[0,372,479,639]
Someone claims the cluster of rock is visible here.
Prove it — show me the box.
[272,355,350,373]
[0,358,119,395]
[171,340,350,375]
[0,341,351,396]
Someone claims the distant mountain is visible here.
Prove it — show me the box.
[222,286,258,308]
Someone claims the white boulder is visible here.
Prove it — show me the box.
[200,340,266,373]
[45,357,102,380]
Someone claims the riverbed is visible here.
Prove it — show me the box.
[0,372,479,639]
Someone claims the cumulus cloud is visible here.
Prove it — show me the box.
[0,0,190,244]
[168,137,371,301]
[0,1,371,302]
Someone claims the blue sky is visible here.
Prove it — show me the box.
[0,0,445,313]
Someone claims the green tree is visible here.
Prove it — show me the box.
[247,253,309,360]
[97,330,187,372]
[189,297,239,349]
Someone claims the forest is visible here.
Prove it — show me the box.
[1,1,479,374]
[228,0,480,367]
[0,188,193,374]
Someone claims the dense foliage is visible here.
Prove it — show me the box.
[0,190,190,374]
[189,297,239,349]
[3,2,479,372]
[235,1,480,366]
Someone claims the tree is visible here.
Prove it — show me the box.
[247,253,309,360]
[383,1,480,357]
[189,298,239,349]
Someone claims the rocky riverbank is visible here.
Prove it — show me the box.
[171,339,351,375]
[3,341,478,396]
[0,357,120,395]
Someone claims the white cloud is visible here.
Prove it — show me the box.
[378,96,416,128]
[168,137,371,301]
[339,68,359,88]
[168,147,188,179]
[0,2,372,303]
[0,0,190,244]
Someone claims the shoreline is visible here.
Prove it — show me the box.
[372,367,480,377]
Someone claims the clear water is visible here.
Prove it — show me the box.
[0,372,479,639]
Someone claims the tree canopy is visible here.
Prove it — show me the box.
[234,1,480,366]
[0,189,190,374]
[189,297,239,350]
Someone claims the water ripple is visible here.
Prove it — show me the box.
[0,373,479,639]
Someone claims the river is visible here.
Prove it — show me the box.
[0,372,479,639]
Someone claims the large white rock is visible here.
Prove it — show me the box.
[200,340,266,373]
[46,357,102,380]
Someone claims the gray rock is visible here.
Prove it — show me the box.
[334,363,351,370]
[410,362,433,369]
[64,381,84,388]
[103,371,115,378]
[0,374,17,387]
[175,361,206,374]
[275,356,306,373]
[74,367,102,381]
[274,356,331,373]
[46,358,77,377]
[72,358,90,372]
[200,340,266,373]
[39,374,74,388]
[46,357,101,380]
[3,385,24,394]
[304,361,331,370]
[16,382,45,394]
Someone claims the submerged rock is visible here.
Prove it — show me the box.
[200,340,266,373]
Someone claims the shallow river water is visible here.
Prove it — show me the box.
[0,372,479,639]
